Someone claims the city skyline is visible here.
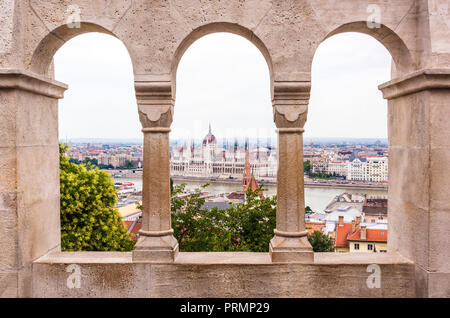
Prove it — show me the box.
[55,32,391,141]
[61,136,388,147]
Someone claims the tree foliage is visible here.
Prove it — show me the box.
[170,184,277,252]
[304,160,311,173]
[169,183,335,253]
[225,187,277,252]
[69,157,114,170]
[310,172,335,179]
[59,144,135,251]
[307,230,334,252]
[124,160,135,169]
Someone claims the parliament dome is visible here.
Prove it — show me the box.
[202,124,216,145]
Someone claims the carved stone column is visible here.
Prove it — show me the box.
[132,76,178,262]
[269,81,314,263]
[379,69,450,298]
[0,69,67,297]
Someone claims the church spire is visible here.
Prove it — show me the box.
[243,141,251,190]
[209,123,211,134]
[242,141,263,198]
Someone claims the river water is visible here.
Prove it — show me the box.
[116,175,387,213]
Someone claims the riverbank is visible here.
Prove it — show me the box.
[108,169,387,191]
[115,175,388,212]
[171,176,388,191]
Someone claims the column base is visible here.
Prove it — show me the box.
[132,231,179,263]
[269,232,314,263]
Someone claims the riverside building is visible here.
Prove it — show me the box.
[170,125,277,181]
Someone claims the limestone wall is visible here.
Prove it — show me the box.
[32,252,415,298]
[0,0,449,297]
[2,0,421,78]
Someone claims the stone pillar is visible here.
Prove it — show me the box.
[132,76,178,262]
[379,69,450,298]
[269,81,314,263]
[0,69,67,297]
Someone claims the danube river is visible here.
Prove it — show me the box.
[116,175,388,213]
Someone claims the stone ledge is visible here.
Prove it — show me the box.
[32,251,415,297]
[34,251,413,265]
[0,69,67,99]
[379,68,450,100]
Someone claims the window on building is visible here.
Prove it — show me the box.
[354,243,359,250]
[368,244,373,251]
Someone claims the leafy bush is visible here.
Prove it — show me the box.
[59,144,135,251]
[170,183,276,252]
[307,230,334,252]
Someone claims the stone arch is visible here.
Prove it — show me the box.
[30,22,134,76]
[320,21,415,76]
[27,22,139,253]
[171,22,274,98]
[309,22,407,251]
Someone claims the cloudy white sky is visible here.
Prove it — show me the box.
[55,32,391,142]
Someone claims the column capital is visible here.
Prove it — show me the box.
[135,79,174,129]
[272,81,310,129]
[379,68,450,100]
[0,69,67,99]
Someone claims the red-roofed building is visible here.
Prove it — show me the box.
[123,219,142,241]
[305,221,326,235]
[347,226,388,253]
[334,216,356,252]
[334,216,388,253]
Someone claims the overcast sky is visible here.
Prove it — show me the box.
[55,32,391,142]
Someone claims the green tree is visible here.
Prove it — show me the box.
[310,171,334,179]
[225,186,277,252]
[84,157,99,166]
[307,231,334,252]
[171,183,234,251]
[169,183,277,252]
[69,157,114,170]
[124,160,134,169]
[59,144,135,251]
[304,160,311,174]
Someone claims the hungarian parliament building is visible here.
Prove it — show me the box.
[170,125,277,181]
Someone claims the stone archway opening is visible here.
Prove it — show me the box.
[30,23,119,76]
[308,31,394,253]
[44,31,138,251]
[169,32,276,252]
[54,32,138,143]
[323,21,415,76]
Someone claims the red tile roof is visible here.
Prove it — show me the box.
[347,228,388,242]
[305,221,326,235]
[123,220,142,240]
[227,192,245,200]
[335,223,354,248]
[335,220,388,247]
[123,221,133,229]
